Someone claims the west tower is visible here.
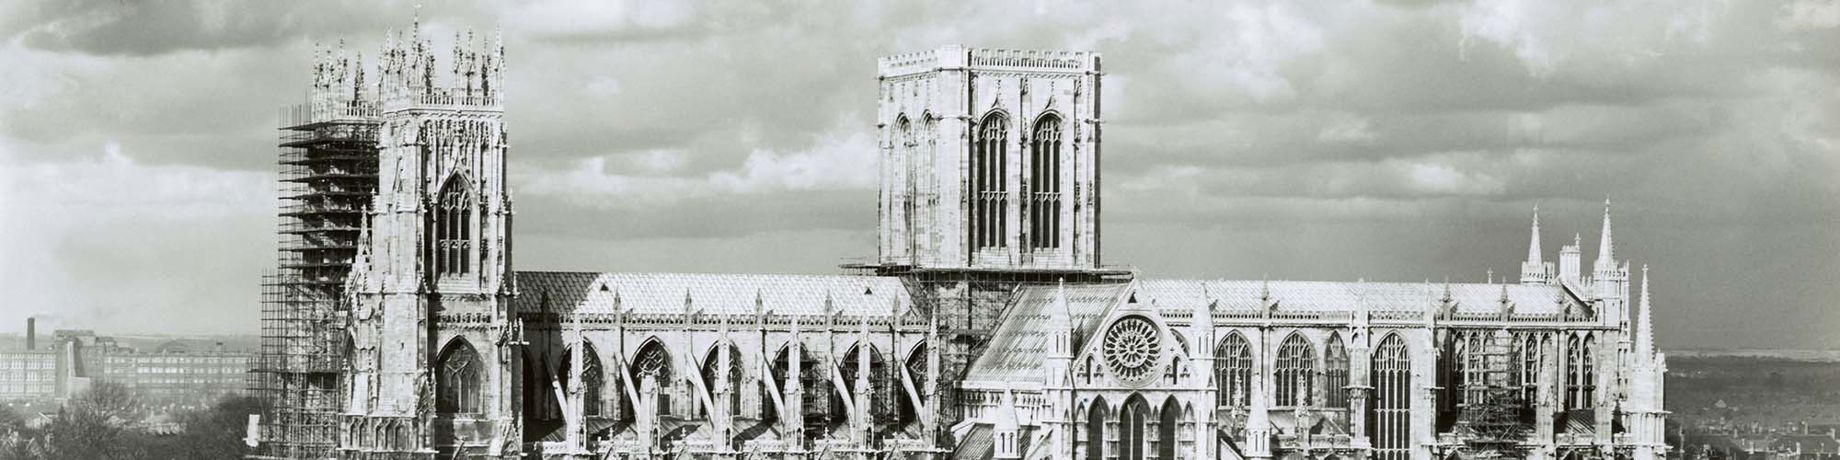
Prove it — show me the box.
[340,26,515,459]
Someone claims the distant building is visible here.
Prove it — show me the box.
[0,323,255,408]
[99,341,253,407]
[0,350,55,402]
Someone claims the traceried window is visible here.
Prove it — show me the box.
[1028,114,1062,250]
[898,342,928,427]
[971,112,1009,251]
[1325,333,1350,409]
[1214,332,1252,408]
[1573,335,1596,409]
[840,343,894,427]
[700,343,743,419]
[430,176,473,276]
[436,339,481,414]
[1370,334,1411,460]
[1519,334,1542,417]
[1103,316,1162,382]
[1276,333,1316,406]
[559,344,605,417]
[632,341,673,416]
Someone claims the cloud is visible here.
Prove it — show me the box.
[0,0,1834,349]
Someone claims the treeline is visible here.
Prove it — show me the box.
[0,382,256,460]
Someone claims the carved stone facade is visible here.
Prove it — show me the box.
[266,27,1668,460]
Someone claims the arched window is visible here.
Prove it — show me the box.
[795,345,830,433]
[1579,335,1596,408]
[436,339,481,414]
[840,343,893,428]
[1028,114,1062,250]
[1214,332,1252,408]
[632,340,673,416]
[769,346,796,423]
[1466,333,1487,406]
[971,112,1009,251]
[899,342,928,427]
[1158,396,1180,460]
[559,343,606,417]
[700,343,743,419]
[1519,334,1540,416]
[1121,395,1150,460]
[1566,335,1599,410]
[1370,334,1411,460]
[1276,333,1316,406]
[1087,398,1109,460]
[430,176,473,276]
[1325,333,1350,409]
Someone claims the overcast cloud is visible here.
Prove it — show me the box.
[0,0,1834,349]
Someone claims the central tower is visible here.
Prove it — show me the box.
[874,46,1104,271]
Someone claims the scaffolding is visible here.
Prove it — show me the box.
[1460,331,1531,459]
[252,94,379,460]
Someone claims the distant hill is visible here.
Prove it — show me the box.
[1666,348,1840,362]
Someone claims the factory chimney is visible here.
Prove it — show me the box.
[25,317,35,351]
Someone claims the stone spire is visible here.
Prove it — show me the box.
[1528,205,1543,265]
[1596,199,1615,270]
[1637,265,1655,361]
[1519,205,1550,285]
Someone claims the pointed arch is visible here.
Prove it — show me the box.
[1325,332,1350,408]
[631,338,673,416]
[1087,396,1109,460]
[559,341,607,417]
[1370,333,1411,460]
[1120,394,1151,460]
[840,342,893,428]
[1158,396,1180,460]
[971,110,1010,251]
[1028,112,1063,250]
[1580,335,1597,408]
[429,174,474,276]
[898,340,929,427]
[1214,331,1252,408]
[700,341,744,419]
[1276,332,1317,406]
[436,338,482,414]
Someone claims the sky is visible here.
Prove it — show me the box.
[0,0,1834,349]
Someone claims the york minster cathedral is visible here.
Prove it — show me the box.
[252,21,1669,460]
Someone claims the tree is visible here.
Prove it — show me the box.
[175,396,260,459]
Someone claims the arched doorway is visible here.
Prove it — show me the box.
[1158,396,1180,460]
[1087,398,1109,460]
[1121,394,1151,460]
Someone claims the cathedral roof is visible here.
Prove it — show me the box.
[513,271,913,318]
[1135,279,1573,315]
[964,283,1130,383]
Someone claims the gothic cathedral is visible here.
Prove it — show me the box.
[254,25,1668,460]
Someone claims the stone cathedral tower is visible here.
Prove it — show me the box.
[341,25,516,458]
[874,45,1105,271]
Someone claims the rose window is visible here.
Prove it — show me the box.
[1103,316,1162,382]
